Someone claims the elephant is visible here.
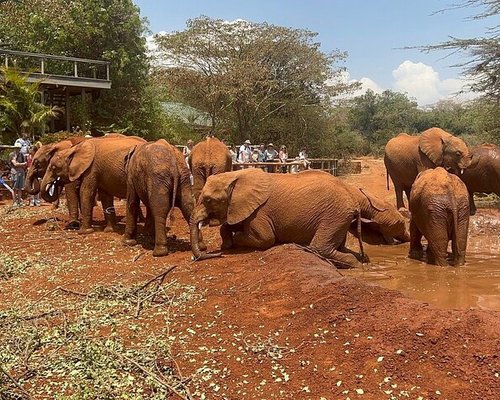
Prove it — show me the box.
[409,167,470,266]
[40,134,146,234]
[25,137,85,228]
[189,168,368,268]
[346,186,410,244]
[384,127,472,210]
[460,144,500,215]
[122,139,202,256]
[188,137,232,200]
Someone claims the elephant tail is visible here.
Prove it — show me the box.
[355,209,367,262]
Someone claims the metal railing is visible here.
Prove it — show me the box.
[0,48,110,82]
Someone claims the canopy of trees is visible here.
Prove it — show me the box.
[154,17,358,150]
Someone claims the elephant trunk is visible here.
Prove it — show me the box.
[25,170,40,195]
[190,216,221,261]
[40,175,61,203]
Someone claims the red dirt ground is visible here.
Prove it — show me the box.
[0,158,499,399]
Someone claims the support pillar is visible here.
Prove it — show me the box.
[65,89,70,132]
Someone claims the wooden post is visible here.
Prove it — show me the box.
[74,61,78,77]
[65,89,70,131]
[41,58,45,74]
[4,55,7,67]
[106,63,110,80]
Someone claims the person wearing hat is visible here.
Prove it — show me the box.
[238,139,252,163]
[9,142,27,206]
[264,143,278,172]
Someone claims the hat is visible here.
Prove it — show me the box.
[14,142,22,148]
[267,143,274,147]
[244,140,251,144]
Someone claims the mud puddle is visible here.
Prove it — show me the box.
[345,210,500,311]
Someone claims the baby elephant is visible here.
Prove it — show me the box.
[409,167,470,266]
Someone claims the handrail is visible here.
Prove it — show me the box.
[0,48,110,65]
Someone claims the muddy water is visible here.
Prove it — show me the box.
[344,210,500,311]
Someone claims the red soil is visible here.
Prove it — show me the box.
[0,158,498,399]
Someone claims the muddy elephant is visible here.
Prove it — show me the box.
[346,186,410,244]
[41,135,146,234]
[25,137,84,228]
[384,127,472,210]
[409,167,470,266]
[123,139,201,256]
[460,144,500,215]
[188,137,232,199]
[190,169,368,268]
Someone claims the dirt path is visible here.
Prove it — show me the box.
[0,160,499,399]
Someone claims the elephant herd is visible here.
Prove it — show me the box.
[24,128,498,268]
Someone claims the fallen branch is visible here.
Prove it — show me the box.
[99,344,192,400]
[0,364,32,399]
[132,266,177,295]
[56,287,89,297]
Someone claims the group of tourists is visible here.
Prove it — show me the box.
[231,140,309,172]
[4,133,41,207]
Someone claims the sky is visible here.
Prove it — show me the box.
[133,0,496,106]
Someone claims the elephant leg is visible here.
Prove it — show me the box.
[150,195,172,257]
[99,192,116,232]
[453,210,469,266]
[394,183,406,210]
[78,179,97,234]
[468,191,477,216]
[425,228,449,266]
[310,223,362,268]
[408,219,424,260]
[232,221,275,249]
[64,182,81,230]
[220,223,234,250]
[123,189,140,247]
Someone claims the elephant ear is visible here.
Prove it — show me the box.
[124,145,139,172]
[67,141,95,182]
[227,169,271,225]
[469,152,481,169]
[359,188,387,212]
[419,128,451,166]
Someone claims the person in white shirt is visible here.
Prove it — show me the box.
[264,143,278,172]
[238,140,252,163]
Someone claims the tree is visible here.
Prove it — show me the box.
[0,0,166,137]
[154,16,357,149]
[0,67,60,142]
[348,90,420,152]
[418,0,500,101]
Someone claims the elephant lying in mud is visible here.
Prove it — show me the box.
[384,127,472,210]
[41,134,146,234]
[346,186,410,244]
[123,139,204,257]
[188,137,232,200]
[460,143,500,215]
[190,169,368,268]
[24,137,85,228]
[409,167,470,266]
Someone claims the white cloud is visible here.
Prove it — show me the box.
[348,60,477,106]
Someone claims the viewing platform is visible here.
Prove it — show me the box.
[0,48,111,91]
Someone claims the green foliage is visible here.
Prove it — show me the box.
[154,16,358,148]
[0,66,60,142]
[0,0,169,137]
[39,131,84,144]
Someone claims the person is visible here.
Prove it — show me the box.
[229,144,238,163]
[26,146,41,206]
[279,145,289,173]
[14,132,31,156]
[298,147,311,170]
[10,143,27,206]
[264,143,278,172]
[238,140,252,164]
[257,144,266,162]
[251,148,260,163]
[183,139,194,160]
